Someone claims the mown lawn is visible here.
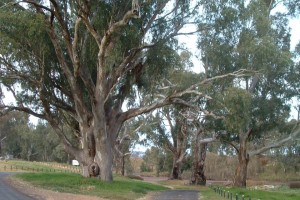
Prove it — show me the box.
[16,173,167,200]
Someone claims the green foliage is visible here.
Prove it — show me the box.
[0,112,70,162]
[141,147,170,175]
[223,87,252,132]
[198,0,296,138]
[140,162,151,172]
[284,0,300,16]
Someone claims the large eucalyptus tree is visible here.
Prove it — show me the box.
[0,0,209,181]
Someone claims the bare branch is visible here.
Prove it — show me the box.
[249,125,300,157]
[1,136,7,142]
[1,105,46,119]
[20,0,54,13]
[175,151,187,164]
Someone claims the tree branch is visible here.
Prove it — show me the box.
[249,125,300,157]
[1,105,45,119]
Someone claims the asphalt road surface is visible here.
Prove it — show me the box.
[151,190,199,200]
[0,172,34,200]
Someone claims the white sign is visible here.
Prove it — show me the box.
[72,160,79,166]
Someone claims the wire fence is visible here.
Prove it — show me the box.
[0,164,81,174]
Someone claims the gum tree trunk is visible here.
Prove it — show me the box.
[190,141,207,185]
[233,137,249,187]
[95,138,113,181]
[190,125,218,185]
[171,153,182,179]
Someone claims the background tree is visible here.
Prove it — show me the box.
[140,146,169,177]
[0,112,69,162]
[113,118,143,176]
[142,107,190,179]
[197,0,300,187]
[139,69,210,180]
[33,121,72,163]
[0,112,31,159]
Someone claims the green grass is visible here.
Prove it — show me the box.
[16,173,167,200]
[156,179,300,200]
[200,187,227,200]
[211,186,300,200]
[5,160,299,200]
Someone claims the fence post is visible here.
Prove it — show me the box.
[230,193,233,200]
[242,195,244,200]
[236,193,239,200]
[224,190,226,197]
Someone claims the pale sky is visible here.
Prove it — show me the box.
[2,4,300,124]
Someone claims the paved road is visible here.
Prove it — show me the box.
[0,172,34,200]
[151,190,199,200]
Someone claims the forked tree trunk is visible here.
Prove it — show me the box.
[233,139,249,187]
[48,116,97,178]
[171,154,182,179]
[190,143,207,185]
[76,149,95,177]
[170,147,186,180]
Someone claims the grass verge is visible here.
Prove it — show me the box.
[16,173,167,200]
[210,185,300,200]
[156,179,300,200]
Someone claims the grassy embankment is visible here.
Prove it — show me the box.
[157,179,300,200]
[207,185,300,200]
[16,173,167,200]
[1,160,300,200]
